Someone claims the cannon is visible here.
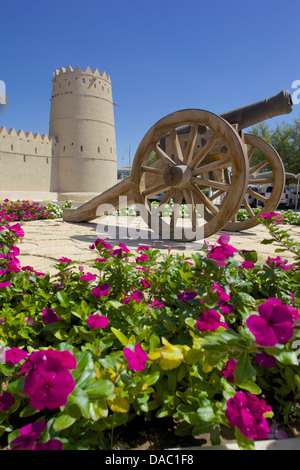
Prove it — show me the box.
[63,90,293,241]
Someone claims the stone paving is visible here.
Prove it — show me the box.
[17,215,300,275]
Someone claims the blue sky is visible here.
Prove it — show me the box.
[1,0,299,167]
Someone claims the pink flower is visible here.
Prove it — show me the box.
[260,212,283,222]
[266,256,296,271]
[0,281,11,288]
[119,242,130,253]
[123,343,148,371]
[91,283,110,298]
[255,351,276,368]
[22,350,76,410]
[2,347,28,364]
[80,272,97,282]
[57,257,72,263]
[10,421,46,450]
[240,260,255,269]
[123,290,143,304]
[210,282,230,302]
[140,279,150,288]
[207,234,237,262]
[91,238,113,250]
[177,291,198,303]
[32,439,63,450]
[195,310,228,332]
[42,308,60,324]
[9,223,24,237]
[221,359,237,382]
[86,314,109,329]
[225,392,272,440]
[0,392,15,411]
[137,246,150,252]
[136,254,149,263]
[246,298,299,347]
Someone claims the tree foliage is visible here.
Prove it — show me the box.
[250,115,300,177]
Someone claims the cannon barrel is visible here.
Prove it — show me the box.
[172,90,293,140]
[219,89,293,130]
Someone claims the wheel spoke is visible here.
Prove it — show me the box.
[249,176,273,185]
[183,189,198,232]
[141,165,165,175]
[192,155,231,176]
[190,184,219,215]
[249,158,269,175]
[184,124,198,164]
[170,190,183,235]
[153,143,176,167]
[191,176,231,192]
[189,132,219,169]
[246,187,268,203]
[243,197,255,217]
[142,181,169,198]
[169,128,184,164]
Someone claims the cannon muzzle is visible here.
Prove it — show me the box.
[220,89,293,130]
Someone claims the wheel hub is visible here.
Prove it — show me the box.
[163,164,192,189]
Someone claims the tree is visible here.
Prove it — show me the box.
[249,115,300,177]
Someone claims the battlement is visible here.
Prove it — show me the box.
[0,127,52,143]
[52,65,111,82]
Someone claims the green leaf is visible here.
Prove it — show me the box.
[234,427,255,450]
[197,405,215,422]
[85,379,115,400]
[238,380,261,394]
[53,413,77,431]
[111,327,129,346]
[57,291,70,308]
[68,387,90,419]
[234,352,256,384]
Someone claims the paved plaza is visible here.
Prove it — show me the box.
[16,215,300,275]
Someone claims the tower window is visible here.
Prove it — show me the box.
[63,146,65,152]
[80,145,83,152]
[98,146,100,153]
[11,144,13,151]
[82,79,85,84]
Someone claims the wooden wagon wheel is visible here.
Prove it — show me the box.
[131,109,249,241]
[222,134,285,231]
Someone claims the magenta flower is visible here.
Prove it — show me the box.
[136,254,149,263]
[10,421,47,450]
[177,290,198,303]
[80,272,97,282]
[147,299,164,309]
[86,313,109,329]
[123,343,148,371]
[207,234,237,262]
[91,283,110,298]
[221,359,237,382]
[137,245,150,252]
[216,301,235,315]
[240,260,255,269]
[225,392,272,440]
[0,392,15,411]
[3,347,28,364]
[57,257,72,263]
[246,298,298,347]
[140,279,150,288]
[32,439,63,450]
[210,282,230,302]
[260,212,283,222]
[255,351,276,368]
[91,238,113,250]
[22,349,76,410]
[123,290,143,304]
[42,308,60,324]
[195,310,229,332]
[0,281,11,288]
[119,242,130,253]
[9,223,25,238]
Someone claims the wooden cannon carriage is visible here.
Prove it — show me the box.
[63,90,293,240]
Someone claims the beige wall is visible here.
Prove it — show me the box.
[0,127,58,191]
[0,65,117,198]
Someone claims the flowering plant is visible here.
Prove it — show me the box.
[0,205,299,450]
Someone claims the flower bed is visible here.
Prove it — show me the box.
[0,203,300,450]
